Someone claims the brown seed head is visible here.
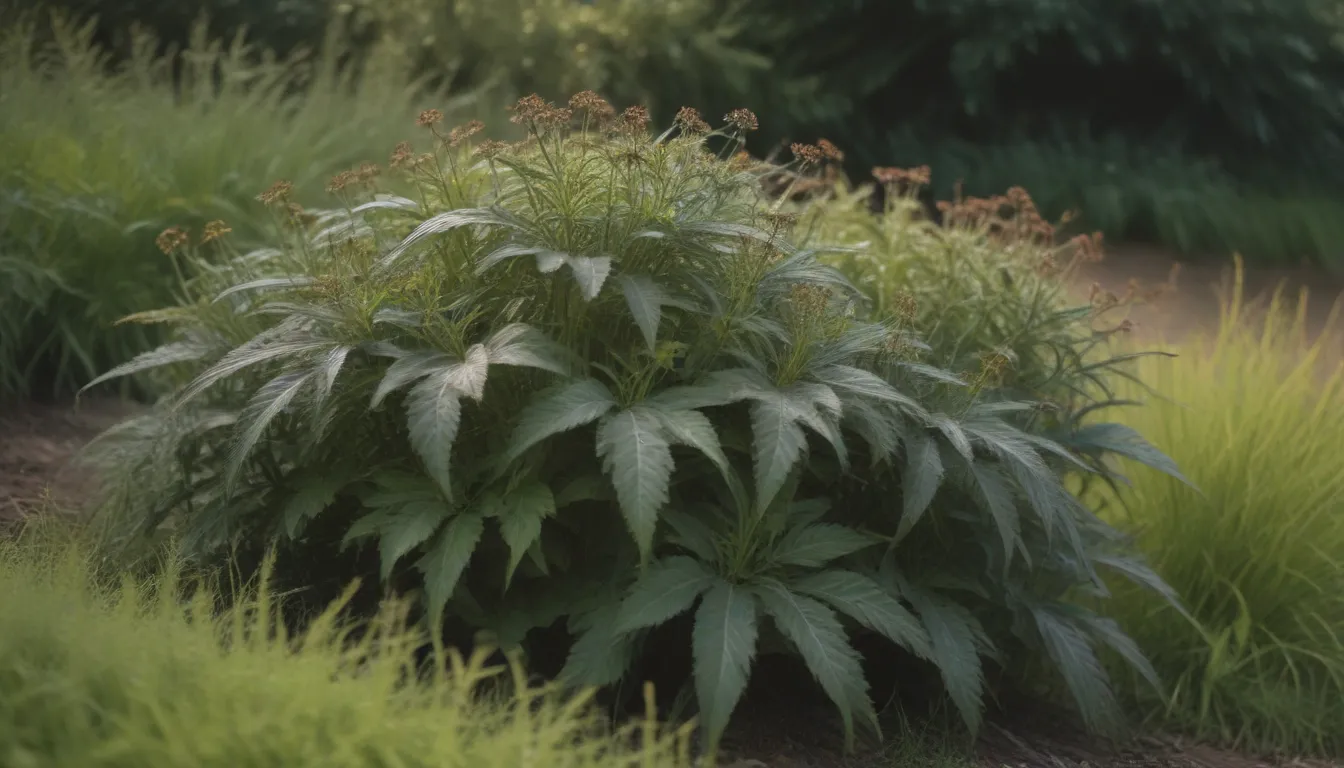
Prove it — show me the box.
[891,292,918,321]
[787,282,831,319]
[510,94,551,125]
[674,106,710,135]
[723,108,758,133]
[791,143,824,165]
[326,170,357,193]
[569,90,612,115]
[474,139,509,159]
[619,105,651,134]
[729,151,755,172]
[816,139,844,162]
[357,163,381,183]
[417,108,444,127]
[447,120,485,147]
[155,226,189,254]
[389,141,414,169]
[258,180,294,206]
[200,220,232,244]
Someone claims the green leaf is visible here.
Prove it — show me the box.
[567,255,613,300]
[312,345,351,409]
[899,581,989,735]
[968,461,1021,567]
[647,405,732,478]
[497,482,555,586]
[1067,422,1191,485]
[816,363,928,417]
[505,379,618,462]
[749,394,809,513]
[485,323,570,376]
[774,524,879,567]
[561,600,637,687]
[755,580,878,748]
[618,273,669,351]
[176,324,332,406]
[791,570,932,659]
[932,413,974,461]
[1032,604,1122,736]
[1078,613,1162,693]
[661,508,721,563]
[406,369,466,499]
[596,407,674,557]
[224,370,315,490]
[554,474,613,507]
[417,512,485,620]
[378,500,450,582]
[281,472,347,539]
[693,582,759,751]
[381,207,513,269]
[896,430,944,540]
[616,555,717,633]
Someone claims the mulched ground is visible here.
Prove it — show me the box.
[1,247,1342,768]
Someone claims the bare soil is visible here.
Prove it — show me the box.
[1,246,1342,768]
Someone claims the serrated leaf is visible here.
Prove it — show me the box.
[1078,613,1162,692]
[554,474,612,507]
[485,323,570,376]
[380,207,511,270]
[281,473,347,539]
[618,273,669,351]
[647,406,731,478]
[749,394,809,513]
[81,341,213,392]
[932,413,974,461]
[406,369,466,498]
[898,362,967,386]
[371,351,452,408]
[378,500,450,582]
[816,363,928,417]
[693,582,759,751]
[535,250,568,273]
[1033,604,1122,736]
[417,512,484,620]
[561,599,638,688]
[774,524,879,567]
[900,581,989,734]
[896,430,944,540]
[212,275,316,303]
[447,344,491,402]
[616,555,717,633]
[755,580,877,748]
[661,508,721,562]
[225,370,315,490]
[313,345,351,408]
[968,461,1021,567]
[478,243,542,272]
[498,482,555,586]
[567,255,613,300]
[791,570,932,659]
[596,407,674,557]
[1093,552,1188,617]
[176,328,332,406]
[1067,423,1191,485]
[506,379,618,462]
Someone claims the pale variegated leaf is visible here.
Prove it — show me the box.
[371,350,452,408]
[567,255,613,300]
[81,341,213,393]
[484,323,570,375]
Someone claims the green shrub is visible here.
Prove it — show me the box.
[1090,260,1344,755]
[0,517,695,768]
[0,14,459,399]
[339,0,826,133]
[80,100,1184,754]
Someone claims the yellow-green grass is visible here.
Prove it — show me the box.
[1090,259,1344,756]
[0,517,694,768]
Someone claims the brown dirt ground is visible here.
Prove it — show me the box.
[1,247,1342,768]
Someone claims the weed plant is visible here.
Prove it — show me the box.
[80,97,1184,755]
[1091,260,1344,756]
[0,14,466,399]
[0,517,695,768]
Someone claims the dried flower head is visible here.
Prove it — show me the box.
[569,90,612,115]
[155,226,189,254]
[258,180,294,206]
[510,95,551,125]
[357,163,381,183]
[791,143,824,165]
[474,139,509,159]
[872,165,931,187]
[674,106,710,135]
[618,105,650,134]
[729,151,755,172]
[286,202,316,228]
[978,350,1012,381]
[417,108,444,127]
[891,292,918,321]
[326,170,357,193]
[389,141,414,169]
[764,211,799,233]
[723,108,758,133]
[787,282,831,319]
[816,139,844,162]
[200,220,232,244]
[447,120,485,147]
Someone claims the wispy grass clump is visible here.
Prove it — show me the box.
[0,13,474,399]
[1092,259,1344,756]
[0,516,695,768]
